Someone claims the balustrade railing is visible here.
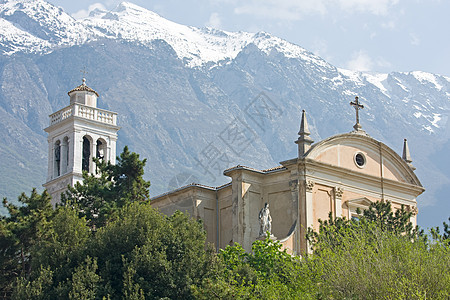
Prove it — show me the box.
[49,103,117,126]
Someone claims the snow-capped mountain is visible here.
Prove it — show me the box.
[0,1,330,68]
[0,0,95,53]
[0,0,449,228]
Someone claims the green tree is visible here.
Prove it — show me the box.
[307,221,450,299]
[62,146,150,228]
[194,237,320,299]
[107,146,150,203]
[68,257,101,300]
[0,189,53,298]
[361,200,422,238]
[431,217,450,245]
[91,204,215,299]
[11,204,91,299]
[306,201,450,299]
[307,200,423,251]
[11,201,216,299]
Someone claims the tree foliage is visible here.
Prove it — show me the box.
[305,201,449,299]
[0,189,53,298]
[431,217,450,245]
[62,146,150,228]
[309,219,449,299]
[194,237,320,299]
[306,200,423,253]
[201,201,450,299]
[10,202,216,299]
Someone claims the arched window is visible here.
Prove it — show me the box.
[96,139,106,160]
[54,140,61,177]
[61,136,69,174]
[82,136,91,172]
[95,139,107,174]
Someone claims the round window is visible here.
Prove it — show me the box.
[355,153,366,168]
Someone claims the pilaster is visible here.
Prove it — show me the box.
[289,179,299,254]
[334,186,344,217]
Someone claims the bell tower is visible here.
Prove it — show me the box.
[43,78,120,204]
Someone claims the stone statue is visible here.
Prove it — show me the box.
[259,202,272,237]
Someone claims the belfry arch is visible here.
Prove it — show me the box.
[61,136,69,174]
[54,140,61,177]
[96,138,107,160]
[82,136,92,173]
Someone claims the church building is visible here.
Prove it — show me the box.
[43,79,120,204]
[151,97,424,254]
[43,80,424,255]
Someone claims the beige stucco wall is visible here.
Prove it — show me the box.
[151,187,218,245]
[312,183,334,230]
[218,186,233,248]
[151,189,196,217]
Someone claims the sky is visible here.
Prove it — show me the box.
[48,0,450,77]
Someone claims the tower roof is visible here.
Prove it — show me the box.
[68,78,99,97]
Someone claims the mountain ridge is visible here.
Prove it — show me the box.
[0,0,449,228]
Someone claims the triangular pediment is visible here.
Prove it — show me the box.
[346,197,372,209]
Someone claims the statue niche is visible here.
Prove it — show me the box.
[258,202,273,237]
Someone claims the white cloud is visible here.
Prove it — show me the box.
[410,33,420,46]
[346,50,392,72]
[234,0,327,20]
[206,12,222,28]
[311,38,333,61]
[337,0,399,15]
[346,50,374,71]
[381,20,396,29]
[72,3,106,20]
[228,0,399,20]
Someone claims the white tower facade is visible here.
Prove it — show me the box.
[43,79,120,204]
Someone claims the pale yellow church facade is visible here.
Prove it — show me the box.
[44,81,424,255]
[151,103,424,254]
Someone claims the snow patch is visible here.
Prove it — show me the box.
[338,68,364,86]
[431,113,441,128]
[411,71,443,90]
[363,72,388,94]
[423,125,434,133]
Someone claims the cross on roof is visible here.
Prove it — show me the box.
[350,96,364,131]
[80,67,88,85]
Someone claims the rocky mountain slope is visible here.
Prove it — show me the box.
[0,0,449,228]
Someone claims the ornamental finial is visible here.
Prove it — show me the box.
[402,138,416,170]
[295,109,314,157]
[80,67,88,86]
